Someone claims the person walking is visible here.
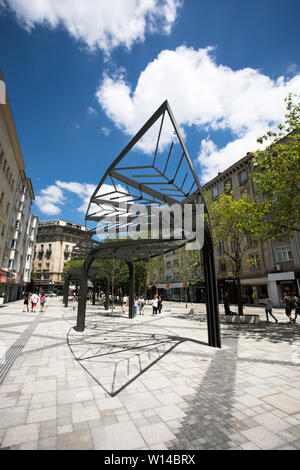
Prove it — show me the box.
[293,294,300,324]
[23,291,30,312]
[31,292,39,312]
[264,298,278,323]
[152,295,158,315]
[138,295,145,315]
[134,296,138,316]
[40,294,46,312]
[280,293,294,323]
[158,295,163,314]
[72,295,77,312]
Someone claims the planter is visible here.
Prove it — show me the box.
[222,314,260,324]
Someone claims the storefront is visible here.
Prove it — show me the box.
[268,272,300,307]
[218,277,268,305]
[0,269,7,303]
[241,278,269,305]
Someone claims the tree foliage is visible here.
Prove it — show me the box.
[206,190,269,313]
[177,246,202,307]
[251,93,300,237]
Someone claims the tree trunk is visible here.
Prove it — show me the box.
[236,276,243,315]
[185,286,188,308]
[111,280,114,316]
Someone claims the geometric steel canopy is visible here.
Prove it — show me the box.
[73,100,209,262]
[72,100,221,347]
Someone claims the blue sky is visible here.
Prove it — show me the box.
[0,0,299,225]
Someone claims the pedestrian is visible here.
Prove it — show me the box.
[31,292,39,312]
[224,291,231,315]
[72,295,77,311]
[158,295,163,314]
[40,293,46,312]
[152,295,158,315]
[293,294,300,324]
[23,291,30,312]
[264,298,278,323]
[134,296,138,316]
[138,295,145,315]
[280,293,294,323]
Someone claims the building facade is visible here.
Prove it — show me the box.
[33,219,90,291]
[154,153,300,307]
[203,154,300,307]
[0,69,37,302]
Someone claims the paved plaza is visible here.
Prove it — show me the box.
[0,298,300,450]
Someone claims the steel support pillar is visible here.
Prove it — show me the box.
[75,255,94,332]
[63,276,70,308]
[127,261,135,319]
[203,227,221,348]
[92,283,96,306]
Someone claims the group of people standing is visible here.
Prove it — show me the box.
[151,295,163,315]
[120,294,163,316]
[23,292,46,313]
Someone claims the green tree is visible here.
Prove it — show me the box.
[251,93,300,237]
[177,246,201,308]
[206,191,269,314]
[146,256,166,293]
[100,258,128,314]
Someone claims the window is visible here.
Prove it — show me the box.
[46,263,50,269]
[224,179,232,192]
[239,169,247,185]
[277,247,293,262]
[231,241,238,253]
[0,192,4,205]
[212,186,218,198]
[8,260,14,269]
[219,261,227,273]
[6,202,10,215]
[1,225,5,236]
[3,159,7,171]
[249,254,260,271]
[217,241,225,255]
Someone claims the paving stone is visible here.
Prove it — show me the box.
[56,430,93,450]
[2,423,40,448]
[91,422,145,450]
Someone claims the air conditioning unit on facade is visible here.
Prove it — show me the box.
[274,264,281,271]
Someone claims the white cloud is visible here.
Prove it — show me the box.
[34,185,65,215]
[56,180,96,214]
[96,45,300,182]
[101,126,111,136]
[87,106,98,116]
[3,0,182,53]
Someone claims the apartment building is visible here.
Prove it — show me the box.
[33,219,91,291]
[0,69,37,302]
[203,154,300,307]
[23,213,38,284]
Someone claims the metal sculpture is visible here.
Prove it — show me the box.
[71,100,221,348]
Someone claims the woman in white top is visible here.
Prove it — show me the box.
[152,295,158,315]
